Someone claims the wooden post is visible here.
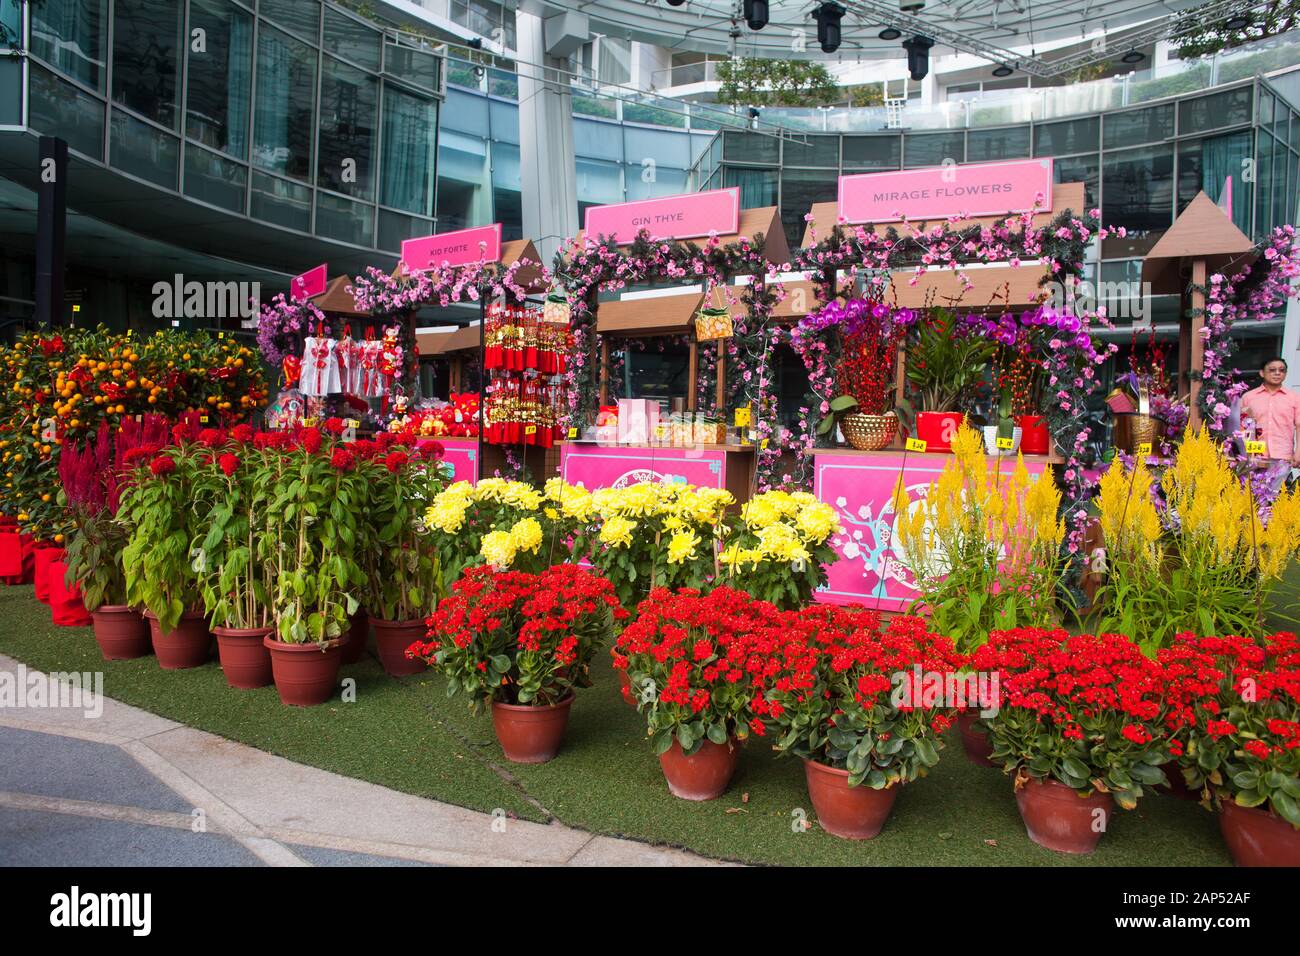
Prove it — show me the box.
[598,337,610,408]
[449,356,462,394]
[1188,257,1207,432]
[715,340,726,412]
[687,338,699,411]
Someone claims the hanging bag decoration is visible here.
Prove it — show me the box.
[543,292,571,326]
[337,323,361,398]
[695,304,734,342]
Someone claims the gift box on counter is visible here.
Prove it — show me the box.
[617,399,659,445]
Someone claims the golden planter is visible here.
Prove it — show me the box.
[841,412,898,451]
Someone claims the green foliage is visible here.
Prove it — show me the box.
[360,460,445,623]
[119,452,203,633]
[905,309,997,412]
[717,57,839,108]
[1172,1,1299,58]
[62,506,127,612]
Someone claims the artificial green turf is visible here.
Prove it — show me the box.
[0,583,1245,866]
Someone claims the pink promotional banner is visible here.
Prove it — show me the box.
[812,451,1048,611]
[290,264,327,302]
[403,224,502,273]
[584,187,740,244]
[419,437,478,484]
[838,158,1053,224]
[561,444,727,491]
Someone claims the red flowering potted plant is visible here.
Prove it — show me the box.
[612,587,783,800]
[410,564,624,763]
[1160,632,1300,866]
[812,303,909,451]
[767,609,961,839]
[979,628,1172,854]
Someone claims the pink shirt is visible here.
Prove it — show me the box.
[1242,384,1300,461]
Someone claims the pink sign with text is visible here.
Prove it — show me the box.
[419,437,478,485]
[561,444,727,491]
[584,187,740,244]
[838,159,1053,224]
[290,264,327,302]
[813,451,1048,610]
[403,224,502,272]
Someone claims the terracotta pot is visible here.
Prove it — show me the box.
[263,636,343,707]
[371,616,428,676]
[212,626,274,689]
[618,669,636,707]
[1219,800,1300,867]
[1017,415,1050,455]
[1015,777,1112,854]
[144,610,211,670]
[957,711,995,768]
[803,759,901,840]
[659,738,739,801]
[1159,768,1199,801]
[491,694,574,764]
[342,610,369,664]
[915,411,964,453]
[90,606,152,660]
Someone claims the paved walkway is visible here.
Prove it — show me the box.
[0,654,726,867]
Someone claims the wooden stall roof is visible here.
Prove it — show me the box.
[885,264,1052,310]
[416,324,480,355]
[1141,192,1256,294]
[308,276,368,317]
[801,181,1087,248]
[391,238,551,295]
[596,291,704,336]
[570,206,792,269]
[708,278,856,321]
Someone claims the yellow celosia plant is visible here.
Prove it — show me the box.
[891,425,1067,651]
[1094,428,1300,651]
[720,490,842,609]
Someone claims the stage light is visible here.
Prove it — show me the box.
[878,26,902,40]
[991,64,1013,77]
[744,0,768,29]
[1121,49,1146,64]
[814,3,846,54]
[903,35,934,81]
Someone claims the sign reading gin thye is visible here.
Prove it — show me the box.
[838,159,1054,225]
[584,187,741,244]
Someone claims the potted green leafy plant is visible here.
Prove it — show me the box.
[905,308,995,452]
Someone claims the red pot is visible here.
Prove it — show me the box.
[1015,777,1112,854]
[659,738,739,801]
[48,559,93,627]
[213,626,274,689]
[32,546,63,604]
[342,610,369,664]
[915,411,964,453]
[803,759,901,840]
[1159,768,1200,801]
[0,529,22,579]
[957,711,995,768]
[1219,800,1300,867]
[491,694,574,763]
[371,616,428,676]
[1016,415,1050,455]
[263,636,343,707]
[145,610,211,670]
[617,668,636,707]
[90,606,151,660]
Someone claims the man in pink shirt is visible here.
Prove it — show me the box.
[1241,357,1300,497]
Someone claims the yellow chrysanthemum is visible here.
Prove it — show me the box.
[510,517,543,555]
[480,530,517,569]
[599,515,637,549]
[666,529,701,565]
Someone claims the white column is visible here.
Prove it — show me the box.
[1283,295,1300,389]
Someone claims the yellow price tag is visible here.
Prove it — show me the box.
[199,415,210,424]
[995,437,1014,450]
[760,438,769,450]
[217,331,224,339]
[1135,442,1152,456]
[1245,440,1267,456]
[567,427,578,439]
[72,304,80,313]
[733,407,751,428]
[303,417,317,427]
[906,437,928,453]
[525,425,537,436]
[344,419,360,429]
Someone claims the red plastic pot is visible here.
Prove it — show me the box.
[370,617,428,676]
[803,759,901,839]
[0,529,22,580]
[1219,800,1300,867]
[145,610,211,670]
[32,546,63,604]
[957,711,995,768]
[47,560,92,627]
[491,694,574,763]
[1015,777,1112,854]
[1016,415,1051,455]
[90,606,151,660]
[213,626,274,689]
[915,411,964,453]
[342,610,369,664]
[263,636,343,707]
[659,738,739,801]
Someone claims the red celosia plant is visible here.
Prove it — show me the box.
[410,564,625,711]
[766,608,963,789]
[974,628,1172,809]
[612,586,789,756]
[1159,632,1300,827]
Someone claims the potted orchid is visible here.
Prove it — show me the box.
[905,308,995,453]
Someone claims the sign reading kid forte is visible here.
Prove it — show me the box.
[584,187,740,244]
[402,224,503,272]
[838,159,1054,224]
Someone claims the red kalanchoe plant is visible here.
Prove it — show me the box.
[767,609,963,788]
[410,564,624,712]
[976,628,1173,808]
[1159,632,1300,827]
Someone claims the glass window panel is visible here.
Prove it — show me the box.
[0,61,20,126]
[183,144,246,211]
[449,0,515,50]
[317,56,378,200]
[1290,111,1300,153]
[380,85,437,216]
[576,157,623,208]
[315,191,373,247]
[780,168,836,247]
[384,42,441,94]
[903,131,964,168]
[1255,137,1272,236]
[966,126,1030,161]
[112,0,182,128]
[724,166,777,208]
[1178,87,1252,135]
[575,118,623,162]
[488,68,518,100]
[186,0,252,159]
[259,0,318,42]
[1258,91,1275,130]
[1054,153,1099,209]
[378,210,432,254]
[110,108,178,188]
[782,135,839,167]
[1034,117,1099,156]
[29,0,107,90]
[253,26,317,181]
[598,37,631,85]
[28,64,104,158]
[442,88,489,136]
[1103,104,1174,150]
[250,170,310,231]
[625,163,687,200]
[841,135,900,170]
[436,130,491,231]
[625,127,690,169]
[723,131,779,164]
[1102,145,1174,236]
[323,7,379,71]
[492,141,522,241]
[488,100,519,144]
[1179,131,1251,234]
[623,102,687,128]
[1276,147,1295,231]
[0,0,18,49]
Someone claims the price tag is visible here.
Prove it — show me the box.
[567,427,578,439]
[302,417,317,427]
[906,437,928,453]
[995,437,1014,450]
[199,415,210,425]
[524,425,537,436]
[217,331,224,339]
[1245,440,1267,456]
[1135,442,1152,456]
[733,407,751,428]
[760,438,769,450]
